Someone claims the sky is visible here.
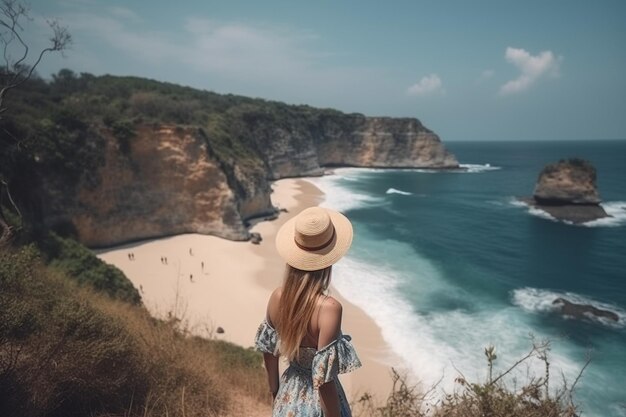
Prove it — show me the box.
[18,0,626,141]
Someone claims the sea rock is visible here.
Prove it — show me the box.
[522,158,609,224]
[552,297,619,322]
[534,158,601,204]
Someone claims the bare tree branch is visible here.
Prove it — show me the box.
[0,0,71,114]
[490,340,549,386]
[0,0,71,246]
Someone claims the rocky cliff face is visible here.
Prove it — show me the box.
[316,116,457,169]
[249,113,458,179]
[534,158,601,204]
[42,125,261,246]
[41,113,457,247]
[523,158,609,224]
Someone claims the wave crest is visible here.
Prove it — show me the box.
[512,287,626,328]
[509,198,626,227]
[386,188,412,196]
[459,163,502,173]
[584,201,626,227]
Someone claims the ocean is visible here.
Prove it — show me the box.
[309,140,626,417]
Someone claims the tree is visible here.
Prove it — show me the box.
[0,0,71,245]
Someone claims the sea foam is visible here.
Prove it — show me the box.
[308,173,385,212]
[459,163,502,173]
[512,287,626,328]
[334,253,585,400]
[511,199,626,227]
[386,187,412,196]
[584,201,626,227]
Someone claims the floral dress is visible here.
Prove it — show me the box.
[255,319,362,417]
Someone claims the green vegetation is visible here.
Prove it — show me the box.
[37,232,141,304]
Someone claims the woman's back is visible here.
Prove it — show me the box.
[266,287,343,351]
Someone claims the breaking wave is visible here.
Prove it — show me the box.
[459,163,502,173]
[386,188,412,196]
[512,287,626,328]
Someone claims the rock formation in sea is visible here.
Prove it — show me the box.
[552,297,619,323]
[522,158,609,224]
[33,94,458,247]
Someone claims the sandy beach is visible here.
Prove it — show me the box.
[96,178,396,404]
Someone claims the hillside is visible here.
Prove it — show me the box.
[0,70,585,417]
[0,70,457,247]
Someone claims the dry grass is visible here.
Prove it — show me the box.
[352,341,585,417]
[0,246,270,417]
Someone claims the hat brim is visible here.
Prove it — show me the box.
[275,208,353,271]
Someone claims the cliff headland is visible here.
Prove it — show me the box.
[5,72,458,247]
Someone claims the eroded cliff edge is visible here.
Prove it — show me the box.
[18,75,458,247]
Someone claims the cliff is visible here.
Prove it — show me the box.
[40,125,257,246]
[6,72,458,247]
[523,158,609,224]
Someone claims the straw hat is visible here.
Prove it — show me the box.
[276,207,353,271]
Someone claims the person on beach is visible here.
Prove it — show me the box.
[255,207,361,417]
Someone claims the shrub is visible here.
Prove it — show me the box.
[354,341,584,417]
[37,232,141,304]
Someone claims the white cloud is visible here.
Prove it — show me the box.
[406,74,444,96]
[499,47,561,95]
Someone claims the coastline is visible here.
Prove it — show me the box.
[96,178,395,404]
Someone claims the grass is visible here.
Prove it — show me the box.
[0,246,269,417]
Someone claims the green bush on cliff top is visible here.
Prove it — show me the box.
[36,232,141,304]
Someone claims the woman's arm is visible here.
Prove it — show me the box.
[264,288,282,399]
[319,381,341,417]
[317,298,343,417]
[263,352,280,400]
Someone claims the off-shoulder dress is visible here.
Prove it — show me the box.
[255,319,361,417]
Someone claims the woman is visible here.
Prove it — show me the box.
[255,206,361,417]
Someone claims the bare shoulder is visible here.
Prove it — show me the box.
[320,295,343,314]
[317,295,343,346]
[266,287,282,325]
[318,295,343,326]
[270,287,282,302]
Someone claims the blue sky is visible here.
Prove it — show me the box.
[22,0,626,141]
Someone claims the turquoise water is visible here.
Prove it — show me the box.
[311,140,626,417]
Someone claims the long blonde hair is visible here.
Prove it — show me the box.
[276,265,332,361]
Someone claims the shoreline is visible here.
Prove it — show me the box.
[96,178,395,404]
